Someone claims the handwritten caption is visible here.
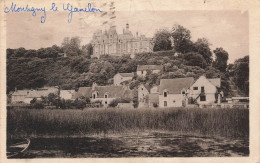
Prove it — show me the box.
[4,2,103,23]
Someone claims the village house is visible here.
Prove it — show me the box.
[187,76,222,105]
[113,73,134,86]
[24,87,59,104]
[11,89,30,103]
[136,65,163,77]
[91,24,154,59]
[74,83,133,107]
[138,84,159,107]
[159,78,194,108]
[60,90,75,100]
[11,87,59,104]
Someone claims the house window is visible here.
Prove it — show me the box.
[164,91,167,97]
[164,101,167,107]
[105,101,107,104]
[201,87,205,93]
[105,94,108,98]
[141,71,143,74]
[93,94,96,99]
[182,91,185,94]
[200,95,206,101]
[193,87,198,90]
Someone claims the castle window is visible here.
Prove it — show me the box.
[105,101,107,104]
[182,91,185,94]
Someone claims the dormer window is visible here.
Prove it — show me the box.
[92,92,98,99]
[164,91,167,97]
[182,90,185,95]
[105,94,108,98]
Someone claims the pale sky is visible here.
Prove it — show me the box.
[6,2,248,63]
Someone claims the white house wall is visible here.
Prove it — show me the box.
[159,94,184,107]
[138,85,149,102]
[188,76,217,105]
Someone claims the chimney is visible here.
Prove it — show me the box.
[126,23,129,31]
[92,82,98,90]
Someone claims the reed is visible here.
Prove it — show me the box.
[7,107,249,139]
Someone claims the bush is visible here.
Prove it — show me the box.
[32,101,44,109]
[109,98,131,108]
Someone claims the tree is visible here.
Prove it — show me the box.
[82,43,93,58]
[153,29,172,51]
[231,56,249,95]
[61,37,82,56]
[32,101,44,109]
[14,47,27,57]
[213,47,229,72]
[171,24,193,54]
[183,52,207,68]
[193,38,213,64]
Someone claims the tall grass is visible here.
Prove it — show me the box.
[7,108,249,139]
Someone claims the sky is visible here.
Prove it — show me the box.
[6,1,248,63]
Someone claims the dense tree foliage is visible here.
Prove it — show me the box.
[193,38,213,64]
[171,24,193,54]
[183,52,207,68]
[230,56,249,96]
[7,50,231,95]
[153,29,173,51]
[61,37,82,56]
[213,47,229,72]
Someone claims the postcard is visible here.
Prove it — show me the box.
[0,0,260,162]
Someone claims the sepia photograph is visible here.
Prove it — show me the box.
[0,0,259,162]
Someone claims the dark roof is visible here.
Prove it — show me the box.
[74,85,132,99]
[26,88,58,98]
[118,73,134,78]
[137,65,163,71]
[12,90,29,96]
[139,84,151,92]
[159,77,194,95]
[95,86,125,98]
[74,87,92,99]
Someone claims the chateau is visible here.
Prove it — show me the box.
[91,24,154,58]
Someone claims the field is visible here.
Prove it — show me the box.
[7,107,249,157]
